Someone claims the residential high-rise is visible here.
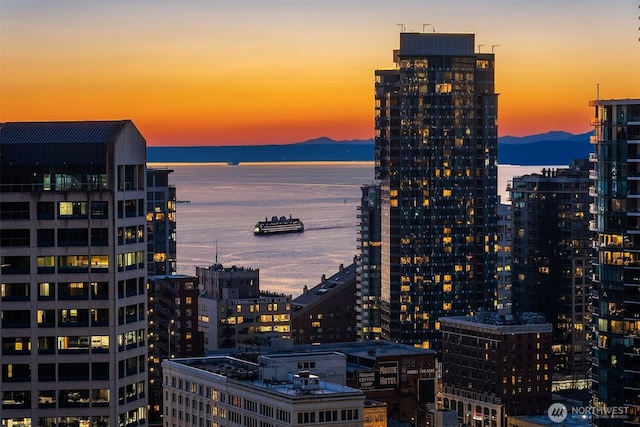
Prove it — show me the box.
[509,160,592,389]
[590,99,640,426]
[0,121,148,426]
[356,184,383,341]
[146,168,177,276]
[374,33,498,349]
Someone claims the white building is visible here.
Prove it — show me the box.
[162,355,365,427]
[0,120,148,426]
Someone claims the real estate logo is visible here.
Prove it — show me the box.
[547,403,629,423]
[548,403,568,423]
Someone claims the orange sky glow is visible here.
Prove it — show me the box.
[1,1,638,146]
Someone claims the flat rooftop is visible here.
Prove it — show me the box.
[167,356,363,397]
[440,313,553,334]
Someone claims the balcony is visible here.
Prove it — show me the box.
[589,152,598,162]
[589,186,598,197]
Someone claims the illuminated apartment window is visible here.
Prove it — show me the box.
[435,83,452,93]
[58,201,88,218]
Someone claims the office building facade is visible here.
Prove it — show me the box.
[510,161,592,389]
[374,33,498,349]
[0,121,148,426]
[162,355,366,427]
[590,99,640,426]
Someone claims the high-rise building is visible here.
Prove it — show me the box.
[374,33,498,349]
[509,160,592,389]
[0,120,148,426]
[356,184,383,341]
[590,99,640,426]
[146,168,177,276]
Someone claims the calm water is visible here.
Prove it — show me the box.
[164,162,555,297]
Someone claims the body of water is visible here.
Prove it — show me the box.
[164,162,558,297]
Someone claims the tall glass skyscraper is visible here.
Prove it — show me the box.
[510,161,592,389]
[590,99,640,426]
[374,33,498,350]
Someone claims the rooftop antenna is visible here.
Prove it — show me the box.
[596,83,600,101]
[215,240,218,264]
[423,23,435,33]
[491,44,501,53]
[478,44,484,53]
[396,23,405,32]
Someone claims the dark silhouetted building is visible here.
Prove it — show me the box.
[509,160,592,389]
[357,184,383,341]
[146,168,177,276]
[375,32,498,350]
[590,98,640,426]
[147,274,203,424]
[292,260,357,344]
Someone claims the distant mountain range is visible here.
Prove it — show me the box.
[147,131,593,166]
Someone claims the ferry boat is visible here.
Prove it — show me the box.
[253,215,304,235]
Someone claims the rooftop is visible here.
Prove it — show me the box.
[165,356,363,397]
[440,312,553,334]
[512,413,591,427]
[293,260,357,307]
[0,120,136,167]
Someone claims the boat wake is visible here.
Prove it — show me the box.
[305,224,354,231]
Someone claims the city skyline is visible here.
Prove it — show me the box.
[1,0,638,146]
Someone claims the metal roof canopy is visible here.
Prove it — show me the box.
[0,120,130,167]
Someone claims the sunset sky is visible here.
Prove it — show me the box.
[1,0,638,146]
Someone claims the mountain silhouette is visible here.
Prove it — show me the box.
[147,132,593,166]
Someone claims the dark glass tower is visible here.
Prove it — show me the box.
[375,33,498,350]
[146,168,177,276]
[590,99,640,426]
[510,161,592,389]
[356,183,382,341]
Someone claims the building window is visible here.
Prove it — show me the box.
[58,201,88,218]
[90,201,108,219]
